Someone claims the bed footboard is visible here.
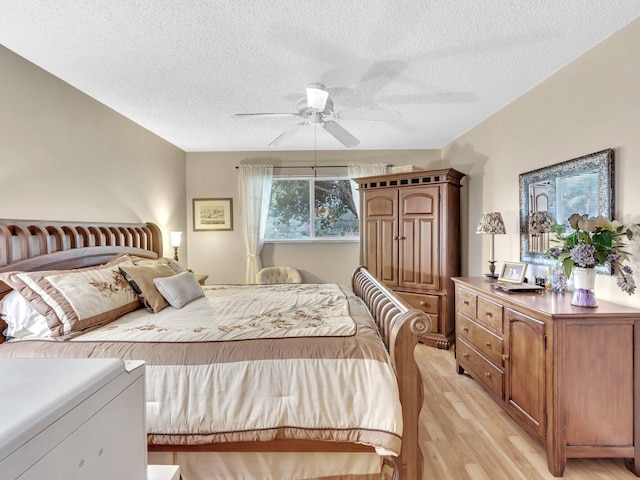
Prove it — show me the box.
[352,266,431,480]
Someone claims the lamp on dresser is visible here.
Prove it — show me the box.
[528,210,554,253]
[476,212,506,278]
[169,231,182,261]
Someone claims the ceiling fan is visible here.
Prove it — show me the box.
[233,83,400,148]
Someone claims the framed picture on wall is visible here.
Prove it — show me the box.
[193,198,233,231]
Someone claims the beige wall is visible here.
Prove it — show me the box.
[186,149,442,285]
[5,14,640,307]
[0,45,187,259]
[442,17,640,307]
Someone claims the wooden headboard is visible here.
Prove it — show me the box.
[0,219,162,297]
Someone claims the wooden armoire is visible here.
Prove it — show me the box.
[355,168,465,349]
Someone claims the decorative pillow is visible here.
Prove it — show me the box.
[163,257,188,274]
[132,256,187,274]
[0,255,139,337]
[153,272,205,309]
[119,263,177,313]
[0,290,51,338]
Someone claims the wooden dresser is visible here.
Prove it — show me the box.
[355,168,464,349]
[452,277,640,477]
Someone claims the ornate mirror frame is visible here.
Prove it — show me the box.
[519,149,614,270]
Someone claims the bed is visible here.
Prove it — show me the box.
[0,219,431,480]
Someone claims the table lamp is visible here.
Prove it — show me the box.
[528,211,554,253]
[476,212,506,278]
[170,231,182,262]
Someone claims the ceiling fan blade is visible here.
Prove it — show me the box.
[322,121,360,148]
[268,123,306,147]
[336,108,401,122]
[233,113,298,118]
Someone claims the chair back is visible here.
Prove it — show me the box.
[256,266,302,284]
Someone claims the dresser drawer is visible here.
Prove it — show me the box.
[477,296,503,334]
[457,338,504,399]
[457,313,503,366]
[456,288,477,318]
[397,292,439,314]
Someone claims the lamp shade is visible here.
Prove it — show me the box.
[476,212,506,235]
[169,231,182,248]
[528,211,554,236]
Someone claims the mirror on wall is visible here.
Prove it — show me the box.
[519,149,614,269]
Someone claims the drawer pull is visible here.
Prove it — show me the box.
[462,353,469,359]
[419,301,427,307]
[484,341,491,347]
[486,312,493,318]
[463,300,469,305]
[484,372,492,378]
[502,354,510,361]
[462,326,469,332]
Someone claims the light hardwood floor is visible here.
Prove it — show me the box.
[415,344,637,480]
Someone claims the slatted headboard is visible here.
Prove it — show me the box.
[0,219,163,297]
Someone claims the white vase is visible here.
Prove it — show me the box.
[571,267,597,307]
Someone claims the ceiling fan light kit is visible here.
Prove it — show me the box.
[306,83,329,110]
[234,83,400,148]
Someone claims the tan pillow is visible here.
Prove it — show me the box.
[132,256,187,274]
[119,263,177,313]
[0,255,138,337]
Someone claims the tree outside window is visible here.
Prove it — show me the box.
[265,177,359,241]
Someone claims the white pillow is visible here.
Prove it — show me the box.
[1,290,51,338]
[153,272,204,309]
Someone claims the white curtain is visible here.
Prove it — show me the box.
[348,163,389,217]
[238,165,273,284]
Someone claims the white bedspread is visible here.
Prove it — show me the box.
[82,283,357,342]
[0,284,403,456]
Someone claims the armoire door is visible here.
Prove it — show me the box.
[362,189,398,287]
[398,186,439,290]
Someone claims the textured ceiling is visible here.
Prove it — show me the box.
[1,1,639,152]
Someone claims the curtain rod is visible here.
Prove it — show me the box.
[235,164,392,169]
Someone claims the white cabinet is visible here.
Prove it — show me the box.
[148,464,181,480]
[0,358,146,480]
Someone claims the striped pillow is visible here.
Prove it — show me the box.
[0,255,139,337]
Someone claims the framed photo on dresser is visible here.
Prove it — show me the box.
[498,261,527,283]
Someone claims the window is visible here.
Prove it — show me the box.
[265,177,359,241]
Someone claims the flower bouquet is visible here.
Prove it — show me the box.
[546,214,638,305]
